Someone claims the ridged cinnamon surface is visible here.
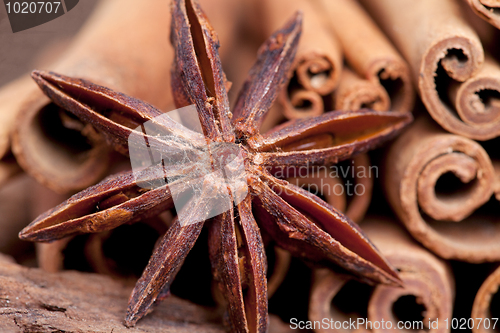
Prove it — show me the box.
[320,0,414,113]
[359,0,500,141]
[384,116,500,262]
[310,218,454,333]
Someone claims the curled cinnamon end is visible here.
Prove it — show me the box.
[364,219,454,333]
[471,265,500,333]
[465,0,500,30]
[360,0,497,140]
[260,0,342,96]
[321,0,414,113]
[384,116,499,262]
[281,89,324,120]
[334,68,391,112]
[12,93,110,193]
[450,56,500,127]
[309,219,454,333]
[294,53,339,95]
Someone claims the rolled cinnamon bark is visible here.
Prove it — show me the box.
[257,0,342,97]
[309,218,454,333]
[384,116,500,262]
[334,67,390,112]
[449,56,500,127]
[12,0,240,193]
[471,265,500,333]
[465,0,500,30]
[320,0,414,113]
[281,88,325,120]
[364,219,454,333]
[359,0,500,141]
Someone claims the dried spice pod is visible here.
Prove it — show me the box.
[464,0,500,30]
[334,67,390,112]
[358,0,500,141]
[309,218,454,333]
[384,116,500,262]
[257,0,342,95]
[320,0,414,113]
[471,265,500,333]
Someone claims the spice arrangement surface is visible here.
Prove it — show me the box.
[0,0,499,332]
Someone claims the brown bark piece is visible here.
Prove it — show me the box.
[465,0,500,30]
[0,253,223,333]
[320,0,414,113]
[384,116,500,262]
[359,0,500,141]
[334,67,390,113]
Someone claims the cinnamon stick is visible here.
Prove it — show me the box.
[281,88,325,120]
[449,56,500,127]
[257,0,342,108]
[465,0,500,30]
[334,67,390,112]
[471,265,500,333]
[320,0,414,113]
[309,218,454,333]
[363,219,454,333]
[359,0,500,141]
[384,115,500,262]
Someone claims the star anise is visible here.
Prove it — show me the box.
[19,0,412,331]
